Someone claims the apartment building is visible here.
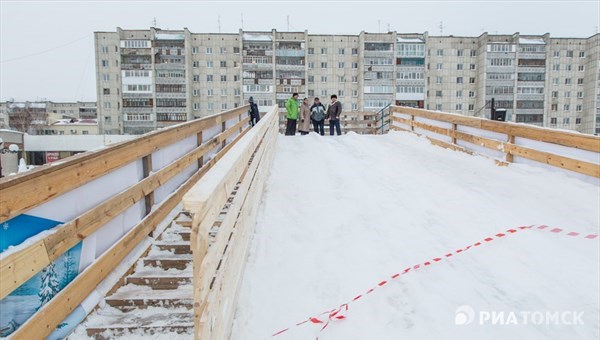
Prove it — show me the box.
[0,101,97,134]
[95,28,599,135]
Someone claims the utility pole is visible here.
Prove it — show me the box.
[439,21,444,35]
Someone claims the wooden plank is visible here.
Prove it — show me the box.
[506,135,515,163]
[505,144,600,178]
[142,155,154,215]
[0,240,50,300]
[392,106,600,152]
[454,130,504,151]
[9,120,251,340]
[0,106,251,223]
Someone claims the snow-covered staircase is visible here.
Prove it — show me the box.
[72,214,195,339]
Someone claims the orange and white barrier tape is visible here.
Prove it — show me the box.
[269,225,598,339]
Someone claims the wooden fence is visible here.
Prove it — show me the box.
[278,111,379,134]
[183,105,279,339]
[390,106,600,179]
[0,105,252,339]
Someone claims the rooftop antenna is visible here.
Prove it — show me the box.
[218,14,221,33]
[287,15,290,31]
[439,21,444,35]
[241,13,244,30]
[152,17,158,27]
[387,23,391,32]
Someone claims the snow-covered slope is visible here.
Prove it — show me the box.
[231,131,599,340]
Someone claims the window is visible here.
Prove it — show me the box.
[578,65,584,71]
[308,89,314,96]
[457,49,464,57]
[308,62,314,68]
[193,61,199,68]
[565,78,571,85]
[339,76,345,83]
[436,49,443,56]
[207,61,213,68]
[352,103,358,110]
[321,62,328,68]
[579,51,585,58]
[470,64,476,70]
[468,104,474,111]
[489,58,513,66]
[565,91,571,98]
[100,45,109,53]
[550,117,557,124]
[352,90,358,97]
[455,104,462,111]
[577,91,584,98]
[321,89,327,96]
[456,77,463,84]
[339,48,345,55]
[552,78,559,85]
[469,91,475,97]
[457,64,463,70]
[308,48,314,54]
[321,48,328,54]
[220,47,226,54]
[234,47,240,53]
[192,47,198,54]
[470,50,476,57]
[352,62,358,69]
[339,90,344,97]
[308,75,314,83]
[193,75,200,82]
[338,62,345,68]
[206,47,212,54]
[435,90,442,97]
[551,104,558,111]
[564,104,570,111]
[552,64,560,71]
[321,76,327,83]
[553,51,560,58]
[469,77,476,84]
[489,44,513,52]
[234,88,241,96]
[220,61,226,67]
[566,50,573,57]
[104,102,111,109]
[456,90,463,97]
[566,64,572,71]
[576,105,583,112]
[207,75,213,82]
[101,60,109,67]
[352,76,358,83]
[436,63,443,70]
[208,103,214,110]
[436,76,442,84]
[221,88,227,96]
[352,48,358,55]
[103,88,110,95]
[221,103,227,110]
[577,78,584,85]
[435,104,442,111]
[220,75,227,82]
[193,103,200,110]
[552,91,558,98]
[193,89,199,96]
[576,117,582,124]
[563,117,570,124]
[234,75,239,81]
[102,74,110,82]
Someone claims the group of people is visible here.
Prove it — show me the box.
[247,93,343,136]
[284,93,342,136]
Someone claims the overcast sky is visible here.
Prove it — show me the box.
[1,0,598,102]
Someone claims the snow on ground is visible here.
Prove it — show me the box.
[231,131,599,340]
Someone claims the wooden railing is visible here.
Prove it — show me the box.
[0,105,251,339]
[391,106,600,179]
[183,105,279,339]
[278,111,379,134]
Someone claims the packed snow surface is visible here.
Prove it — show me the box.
[232,131,599,340]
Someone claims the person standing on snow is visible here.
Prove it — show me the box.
[284,93,299,135]
[248,96,260,127]
[326,94,342,136]
[310,97,326,135]
[298,98,311,135]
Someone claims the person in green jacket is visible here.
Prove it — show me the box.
[284,93,299,135]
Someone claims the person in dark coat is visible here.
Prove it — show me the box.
[248,96,260,127]
[326,94,342,136]
[310,97,326,135]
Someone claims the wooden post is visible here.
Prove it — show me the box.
[197,131,204,169]
[221,121,227,149]
[410,115,415,131]
[451,123,457,144]
[238,114,243,133]
[141,154,154,215]
[506,135,515,163]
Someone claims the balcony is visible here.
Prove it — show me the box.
[275,49,305,57]
[122,63,153,70]
[155,76,187,85]
[157,112,187,122]
[155,63,185,70]
[155,92,186,99]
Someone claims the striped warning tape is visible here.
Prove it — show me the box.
[269,225,598,339]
